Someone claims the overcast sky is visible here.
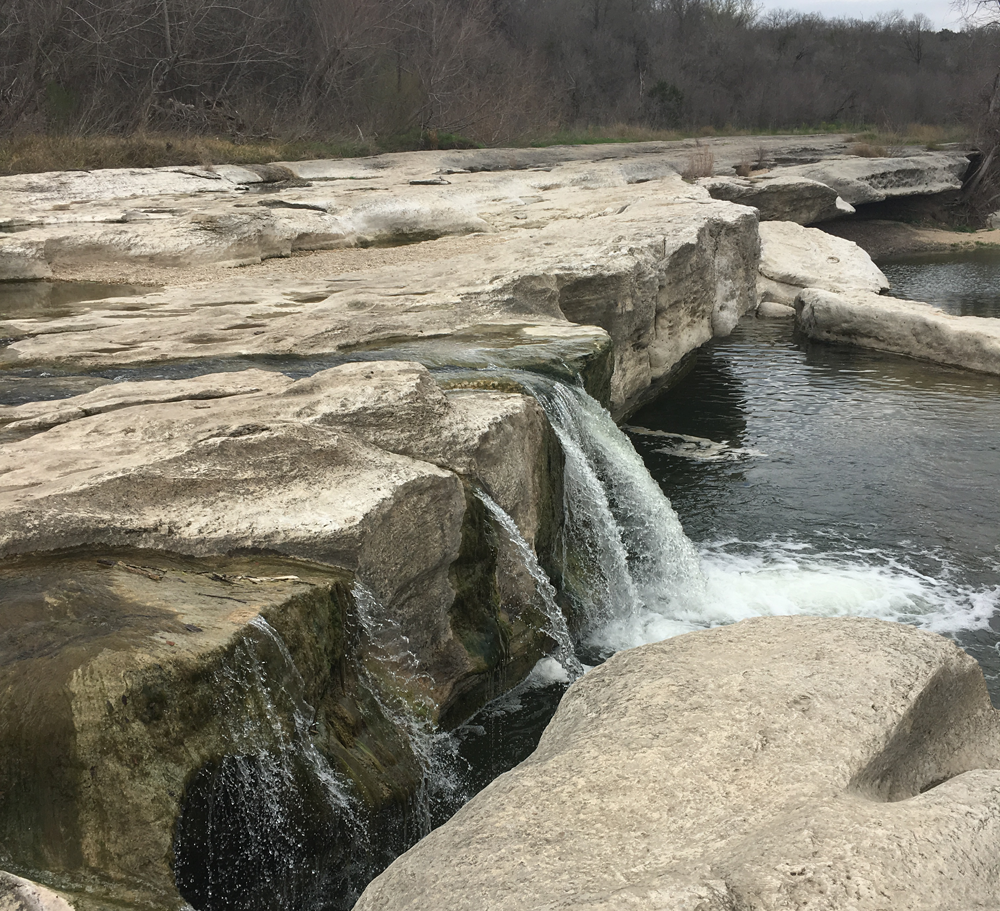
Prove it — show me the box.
[754,0,970,29]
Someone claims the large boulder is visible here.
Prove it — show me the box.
[757,220,888,308]
[796,288,1000,375]
[0,872,75,911]
[357,616,1000,911]
[698,174,855,224]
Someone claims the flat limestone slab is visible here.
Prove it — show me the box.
[796,288,1000,375]
[356,616,1000,911]
[0,193,759,417]
[779,151,970,205]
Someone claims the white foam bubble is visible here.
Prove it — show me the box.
[588,539,1000,655]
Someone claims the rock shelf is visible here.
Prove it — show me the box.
[1,138,997,911]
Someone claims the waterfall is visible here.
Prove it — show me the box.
[518,376,705,655]
[174,617,359,911]
[475,490,584,680]
[351,582,465,836]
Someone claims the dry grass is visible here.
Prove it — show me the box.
[0,133,377,176]
[849,141,892,158]
[682,146,715,179]
[847,123,970,157]
[1,121,971,176]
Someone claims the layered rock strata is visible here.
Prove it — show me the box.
[357,616,1000,911]
[0,138,985,910]
[698,174,855,224]
[0,189,759,419]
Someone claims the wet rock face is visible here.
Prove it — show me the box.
[0,362,567,907]
[356,617,1000,911]
[0,550,364,906]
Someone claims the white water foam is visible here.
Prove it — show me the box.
[522,378,998,660]
[594,541,1000,654]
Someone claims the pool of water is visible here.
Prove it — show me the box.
[882,248,1000,319]
[0,280,159,320]
[453,316,1000,799]
[626,318,1000,692]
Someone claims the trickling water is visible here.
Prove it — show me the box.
[174,617,359,911]
[475,490,583,680]
[350,582,465,836]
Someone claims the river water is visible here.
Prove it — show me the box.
[455,260,1000,809]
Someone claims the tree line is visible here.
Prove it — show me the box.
[2,0,999,142]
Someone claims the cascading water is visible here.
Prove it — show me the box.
[516,376,705,656]
[350,582,465,836]
[475,490,583,680]
[174,616,359,911]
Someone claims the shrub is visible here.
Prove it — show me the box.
[682,146,714,179]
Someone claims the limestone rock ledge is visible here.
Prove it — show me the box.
[0,361,573,906]
[0,192,759,419]
[0,362,564,716]
[756,221,888,311]
[796,288,1000,375]
[357,616,1000,911]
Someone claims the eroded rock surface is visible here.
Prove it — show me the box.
[698,174,855,224]
[780,150,970,205]
[757,220,888,308]
[357,617,1000,911]
[796,288,1000,375]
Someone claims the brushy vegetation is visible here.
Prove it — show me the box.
[3,0,995,150]
[0,123,974,177]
